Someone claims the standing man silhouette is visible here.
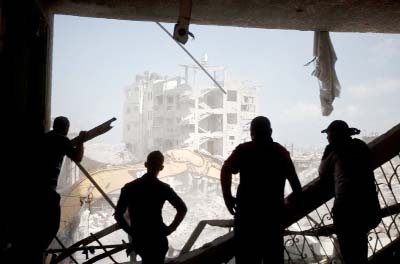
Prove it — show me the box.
[38,116,86,261]
[8,116,86,264]
[221,116,302,264]
[319,120,380,263]
[114,151,187,264]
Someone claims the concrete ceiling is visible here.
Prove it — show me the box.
[45,0,400,33]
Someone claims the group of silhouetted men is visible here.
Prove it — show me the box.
[221,117,380,264]
[1,116,381,264]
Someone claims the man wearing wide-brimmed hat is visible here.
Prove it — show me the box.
[319,120,381,264]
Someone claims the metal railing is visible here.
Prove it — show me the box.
[282,152,400,263]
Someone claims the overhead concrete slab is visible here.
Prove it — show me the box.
[46,0,400,33]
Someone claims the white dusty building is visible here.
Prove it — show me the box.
[123,59,259,160]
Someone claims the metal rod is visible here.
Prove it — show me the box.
[376,170,399,238]
[304,214,331,262]
[90,232,119,264]
[155,22,227,94]
[52,224,121,263]
[76,162,116,209]
[315,205,342,261]
[54,236,79,264]
[286,223,308,263]
[47,244,127,253]
[83,246,126,264]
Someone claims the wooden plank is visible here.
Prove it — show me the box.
[70,117,116,146]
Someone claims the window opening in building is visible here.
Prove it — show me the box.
[227,90,237,102]
[227,113,238,124]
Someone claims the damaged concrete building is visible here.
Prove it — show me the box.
[123,61,258,159]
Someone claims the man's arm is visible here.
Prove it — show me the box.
[114,188,131,235]
[221,165,236,215]
[66,131,87,162]
[71,143,84,162]
[70,131,87,162]
[166,188,187,235]
[286,158,302,195]
[319,145,335,184]
[277,145,302,195]
[220,146,240,215]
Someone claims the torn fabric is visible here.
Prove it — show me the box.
[307,31,341,116]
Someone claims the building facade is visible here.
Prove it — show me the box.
[123,62,258,160]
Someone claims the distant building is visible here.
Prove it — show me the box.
[123,59,258,159]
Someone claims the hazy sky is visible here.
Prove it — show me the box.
[52,15,400,147]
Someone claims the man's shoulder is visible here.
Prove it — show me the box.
[234,141,289,155]
[156,179,173,191]
[44,131,71,144]
[122,179,141,190]
[227,142,255,157]
[235,141,254,151]
[352,138,369,149]
[123,177,172,192]
[272,142,290,157]
[350,138,371,160]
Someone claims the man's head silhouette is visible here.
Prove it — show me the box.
[250,116,272,141]
[322,120,360,144]
[53,116,70,136]
[145,150,164,176]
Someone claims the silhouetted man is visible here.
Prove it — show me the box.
[4,116,86,264]
[221,116,302,264]
[38,116,86,261]
[114,151,187,264]
[319,120,380,264]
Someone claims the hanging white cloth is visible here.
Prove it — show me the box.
[306,31,341,116]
